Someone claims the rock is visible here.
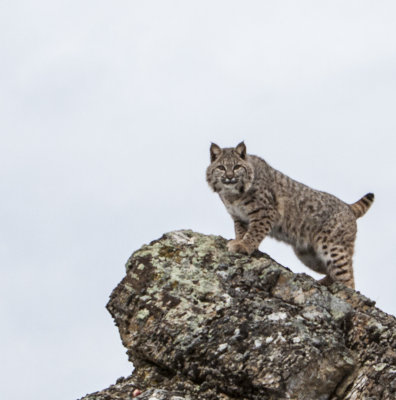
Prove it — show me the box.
[79,230,396,400]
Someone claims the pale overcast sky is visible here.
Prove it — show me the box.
[1,1,395,400]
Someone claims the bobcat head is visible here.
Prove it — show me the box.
[206,142,254,194]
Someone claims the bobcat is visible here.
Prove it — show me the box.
[206,142,374,289]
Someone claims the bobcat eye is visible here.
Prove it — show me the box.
[233,165,242,171]
[217,165,226,171]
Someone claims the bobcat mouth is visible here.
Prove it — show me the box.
[222,178,238,185]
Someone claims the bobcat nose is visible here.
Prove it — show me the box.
[226,171,234,179]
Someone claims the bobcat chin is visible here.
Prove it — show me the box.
[206,141,374,289]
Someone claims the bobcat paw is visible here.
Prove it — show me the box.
[227,240,253,255]
[318,275,333,286]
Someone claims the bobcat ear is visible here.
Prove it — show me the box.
[235,141,246,159]
[210,143,222,163]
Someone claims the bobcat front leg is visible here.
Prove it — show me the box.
[228,207,277,255]
[233,219,248,241]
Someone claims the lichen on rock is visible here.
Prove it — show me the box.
[79,230,396,400]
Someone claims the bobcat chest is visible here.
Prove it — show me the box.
[224,202,249,224]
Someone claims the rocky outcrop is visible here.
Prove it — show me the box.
[79,230,396,400]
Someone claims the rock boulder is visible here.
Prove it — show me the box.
[79,230,396,400]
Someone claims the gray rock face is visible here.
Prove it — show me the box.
[79,230,396,400]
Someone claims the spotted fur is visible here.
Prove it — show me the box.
[206,142,374,289]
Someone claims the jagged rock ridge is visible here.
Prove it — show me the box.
[80,230,396,400]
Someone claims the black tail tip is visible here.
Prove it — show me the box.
[366,193,375,201]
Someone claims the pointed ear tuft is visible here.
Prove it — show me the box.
[210,143,222,163]
[235,141,247,159]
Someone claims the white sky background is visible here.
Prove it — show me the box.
[1,1,395,399]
